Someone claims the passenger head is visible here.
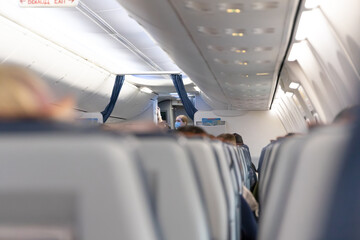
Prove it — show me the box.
[175,115,188,129]
[217,133,236,146]
[158,120,170,130]
[208,134,216,140]
[333,105,360,124]
[177,125,207,137]
[276,132,297,141]
[233,133,244,146]
[0,64,75,121]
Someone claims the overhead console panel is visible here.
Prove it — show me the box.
[117,0,300,110]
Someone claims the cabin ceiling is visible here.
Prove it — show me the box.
[0,0,300,111]
[117,0,300,110]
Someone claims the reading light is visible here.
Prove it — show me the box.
[235,60,248,65]
[231,47,247,53]
[289,82,300,89]
[194,86,200,91]
[227,8,241,13]
[140,87,153,93]
[232,33,244,37]
[256,73,269,76]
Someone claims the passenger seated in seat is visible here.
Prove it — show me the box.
[0,64,75,122]
[177,125,208,137]
[240,195,258,240]
[333,105,360,124]
[234,133,258,191]
[217,133,236,145]
[218,133,259,216]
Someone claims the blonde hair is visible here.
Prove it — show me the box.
[0,64,73,120]
[176,115,189,125]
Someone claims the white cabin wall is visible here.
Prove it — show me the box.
[274,0,360,130]
[128,99,158,122]
[195,110,286,165]
[0,13,155,121]
[195,95,213,111]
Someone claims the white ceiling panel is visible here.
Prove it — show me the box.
[117,0,300,110]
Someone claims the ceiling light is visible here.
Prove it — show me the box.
[305,0,322,9]
[256,73,270,76]
[226,8,241,13]
[235,61,248,65]
[194,86,200,91]
[232,48,247,53]
[218,3,243,12]
[140,87,153,93]
[226,28,245,37]
[231,32,244,37]
[289,82,300,89]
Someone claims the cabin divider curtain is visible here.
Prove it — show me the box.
[171,74,198,120]
[101,75,125,123]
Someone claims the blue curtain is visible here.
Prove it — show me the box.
[101,75,125,123]
[171,74,198,120]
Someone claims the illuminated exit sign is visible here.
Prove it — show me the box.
[19,0,79,7]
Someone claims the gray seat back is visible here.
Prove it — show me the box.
[0,133,158,240]
[275,125,351,240]
[258,142,281,206]
[185,139,229,240]
[235,147,250,189]
[259,136,307,240]
[136,136,210,240]
[211,141,238,240]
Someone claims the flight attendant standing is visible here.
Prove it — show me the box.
[175,115,188,129]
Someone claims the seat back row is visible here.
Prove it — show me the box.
[258,123,357,240]
[0,126,252,240]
